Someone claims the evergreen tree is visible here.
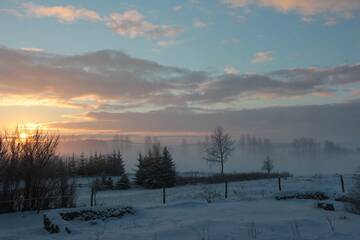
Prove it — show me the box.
[116,174,130,190]
[135,153,145,185]
[160,147,176,187]
[79,152,86,175]
[135,144,176,189]
[115,150,125,176]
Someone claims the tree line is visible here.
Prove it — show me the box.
[65,151,126,176]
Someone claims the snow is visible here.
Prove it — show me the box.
[1,174,360,240]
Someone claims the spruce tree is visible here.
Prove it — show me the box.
[115,150,125,176]
[135,144,176,189]
[135,153,145,185]
[160,146,176,187]
[116,174,130,190]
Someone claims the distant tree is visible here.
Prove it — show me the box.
[144,136,152,152]
[238,135,245,148]
[181,138,188,153]
[204,126,235,176]
[262,155,274,174]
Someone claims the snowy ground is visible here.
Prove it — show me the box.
[1,174,360,240]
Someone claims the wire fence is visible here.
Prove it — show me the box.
[0,194,76,214]
[1,174,357,213]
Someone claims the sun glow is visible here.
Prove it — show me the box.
[19,132,29,141]
[17,123,47,141]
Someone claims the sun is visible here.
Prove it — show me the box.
[19,132,29,141]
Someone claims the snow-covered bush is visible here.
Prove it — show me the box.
[199,186,221,203]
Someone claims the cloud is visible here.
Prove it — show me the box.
[224,66,239,75]
[23,2,102,23]
[2,46,360,138]
[252,51,273,63]
[48,101,360,140]
[1,46,360,113]
[325,17,337,26]
[106,10,184,38]
[7,3,184,39]
[189,64,360,103]
[0,47,198,109]
[157,40,177,47]
[20,47,44,52]
[223,0,360,17]
[192,18,208,28]
[0,8,23,17]
[173,5,183,12]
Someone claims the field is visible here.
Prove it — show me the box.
[0,174,359,240]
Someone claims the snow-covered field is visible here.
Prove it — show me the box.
[1,175,360,240]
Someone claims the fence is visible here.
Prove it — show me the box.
[1,174,356,213]
[77,174,356,207]
[0,194,76,214]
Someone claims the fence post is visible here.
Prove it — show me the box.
[225,181,228,199]
[340,175,345,193]
[162,187,166,204]
[278,177,282,192]
[90,187,94,207]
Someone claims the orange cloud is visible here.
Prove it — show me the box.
[23,2,102,22]
[224,0,360,17]
[106,10,183,38]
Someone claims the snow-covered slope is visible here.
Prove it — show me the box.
[0,175,359,240]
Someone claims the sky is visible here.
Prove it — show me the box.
[0,0,360,141]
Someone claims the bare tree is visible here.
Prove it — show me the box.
[204,126,235,176]
[262,155,274,174]
[0,128,76,213]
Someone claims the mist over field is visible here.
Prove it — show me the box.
[58,136,360,175]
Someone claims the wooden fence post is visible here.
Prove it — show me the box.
[162,187,166,204]
[225,181,228,199]
[90,186,97,207]
[90,187,93,207]
[278,177,282,192]
[340,175,345,193]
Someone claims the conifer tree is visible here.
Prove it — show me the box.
[135,144,176,189]
[135,153,145,185]
[116,174,130,190]
[160,146,176,187]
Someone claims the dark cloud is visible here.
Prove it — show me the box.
[1,46,360,111]
[49,101,360,140]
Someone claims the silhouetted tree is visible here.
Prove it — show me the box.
[204,126,235,176]
[135,144,176,189]
[262,155,274,174]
